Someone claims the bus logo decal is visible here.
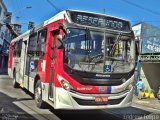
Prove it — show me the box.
[99,86,105,92]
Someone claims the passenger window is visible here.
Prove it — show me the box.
[37,29,47,53]
[28,33,37,55]
[13,40,22,57]
[17,40,22,57]
[13,42,18,57]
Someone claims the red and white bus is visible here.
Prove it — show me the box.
[8,10,135,110]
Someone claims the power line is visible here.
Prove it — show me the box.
[122,0,160,17]
[46,0,61,12]
[131,20,160,22]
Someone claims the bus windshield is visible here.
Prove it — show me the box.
[64,28,135,73]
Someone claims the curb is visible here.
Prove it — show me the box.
[133,100,160,111]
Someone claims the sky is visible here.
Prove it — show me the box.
[3,0,160,32]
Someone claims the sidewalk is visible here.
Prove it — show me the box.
[0,75,10,79]
[132,95,160,110]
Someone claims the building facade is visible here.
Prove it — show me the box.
[133,22,160,96]
[0,0,18,74]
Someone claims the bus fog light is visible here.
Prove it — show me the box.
[122,78,126,83]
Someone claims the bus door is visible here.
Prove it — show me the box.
[14,40,22,84]
[48,31,57,101]
[25,33,37,92]
[20,40,27,87]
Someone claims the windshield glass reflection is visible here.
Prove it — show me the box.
[64,28,135,73]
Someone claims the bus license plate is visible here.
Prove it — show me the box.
[95,96,108,102]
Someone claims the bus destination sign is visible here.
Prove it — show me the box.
[68,11,130,31]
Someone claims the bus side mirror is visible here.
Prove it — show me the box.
[58,23,67,34]
[57,24,66,49]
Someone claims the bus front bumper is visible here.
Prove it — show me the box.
[54,87,133,110]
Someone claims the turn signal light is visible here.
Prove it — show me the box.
[127,82,134,90]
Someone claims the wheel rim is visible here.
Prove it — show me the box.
[35,86,42,103]
[13,77,16,86]
[13,73,15,84]
[13,78,15,84]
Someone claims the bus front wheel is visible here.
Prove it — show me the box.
[34,80,45,108]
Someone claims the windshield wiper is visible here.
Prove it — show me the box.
[110,33,121,56]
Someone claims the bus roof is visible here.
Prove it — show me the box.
[44,9,130,26]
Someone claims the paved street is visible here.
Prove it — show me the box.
[0,75,160,120]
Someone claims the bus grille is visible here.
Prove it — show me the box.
[72,97,125,106]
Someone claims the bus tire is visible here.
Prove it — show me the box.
[34,80,45,108]
[13,71,19,88]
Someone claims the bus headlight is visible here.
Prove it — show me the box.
[57,74,73,90]
[60,80,73,90]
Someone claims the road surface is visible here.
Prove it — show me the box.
[0,75,159,120]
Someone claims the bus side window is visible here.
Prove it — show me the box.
[28,33,37,55]
[17,39,22,57]
[26,33,37,75]
[37,29,47,55]
[13,42,18,57]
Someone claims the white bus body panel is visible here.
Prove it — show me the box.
[42,75,134,110]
